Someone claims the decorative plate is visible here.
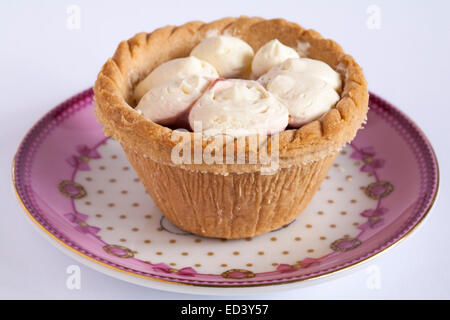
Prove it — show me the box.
[13,89,438,294]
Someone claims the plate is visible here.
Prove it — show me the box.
[13,89,439,294]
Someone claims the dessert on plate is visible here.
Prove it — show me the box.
[94,16,369,239]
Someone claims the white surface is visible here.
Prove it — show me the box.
[1,0,449,299]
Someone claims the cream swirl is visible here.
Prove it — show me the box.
[251,39,299,78]
[189,79,289,137]
[190,35,254,78]
[134,56,218,102]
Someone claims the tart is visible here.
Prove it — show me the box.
[94,16,369,239]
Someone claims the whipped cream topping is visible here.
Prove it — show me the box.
[136,75,212,126]
[262,72,340,127]
[190,35,254,78]
[134,36,343,133]
[134,56,218,102]
[251,39,299,78]
[189,79,289,137]
[260,58,342,92]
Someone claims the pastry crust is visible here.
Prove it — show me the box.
[94,16,368,174]
[93,16,369,238]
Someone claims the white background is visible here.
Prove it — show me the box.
[1,0,449,299]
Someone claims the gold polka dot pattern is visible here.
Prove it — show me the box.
[75,142,376,274]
